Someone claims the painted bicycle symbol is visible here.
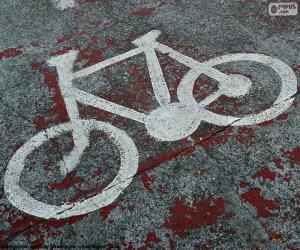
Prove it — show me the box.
[4,30,297,219]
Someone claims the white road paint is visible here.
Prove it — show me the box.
[51,0,77,10]
[177,53,297,126]
[5,120,138,219]
[5,30,297,219]
[145,102,201,141]
[47,50,89,176]
[132,30,171,105]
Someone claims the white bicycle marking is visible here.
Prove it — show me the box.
[4,30,297,219]
[4,120,138,219]
[51,0,77,10]
[177,53,297,126]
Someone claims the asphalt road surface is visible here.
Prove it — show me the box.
[0,0,300,249]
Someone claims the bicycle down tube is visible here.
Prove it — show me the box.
[50,29,232,123]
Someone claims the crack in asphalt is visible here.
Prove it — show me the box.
[0,96,33,124]
[0,121,236,242]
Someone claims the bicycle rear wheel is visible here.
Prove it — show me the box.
[178,53,297,126]
[4,119,138,219]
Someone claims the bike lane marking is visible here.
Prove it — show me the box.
[51,0,77,10]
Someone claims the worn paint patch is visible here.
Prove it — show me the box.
[131,7,156,16]
[252,167,276,182]
[144,232,161,245]
[283,147,300,165]
[32,62,69,130]
[200,127,233,149]
[163,197,227,238]
[99,202,118,220]
[47,172,84,191]
[140,173,156,191]
[241,188,278,218]
[0,47,22,60]
[236,127,255,145]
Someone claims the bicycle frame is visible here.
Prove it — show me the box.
[47,29,297,176]
[5,30,297,219]
[46,30,231,175]
[48,30,231,124]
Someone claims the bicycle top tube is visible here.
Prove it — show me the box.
[48,29,236,126]
[73,47,144,79]
[72,30,230,85]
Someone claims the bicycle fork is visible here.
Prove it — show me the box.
[47,51,89,176]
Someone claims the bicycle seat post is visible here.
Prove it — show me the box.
[132,30,171,106]
[47,50,80,123]
[132,30,161,47]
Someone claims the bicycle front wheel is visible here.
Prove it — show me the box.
[4,119,138,219]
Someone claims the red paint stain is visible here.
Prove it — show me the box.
[0,47,22,60]
[56,34,74,44]
[56,31,86,45]
[138,128,233,174]
[169,239,176,250]
[157,184,167,194]
[34,116,48,131]
[80,105,113,123]
[241,188,278,218]
[73,8,85,18]
[141,174,156,191]
[50,46,74,56]
[5,215,43,241]
[182,146,197,156]
[48,172,84,191]
[76,48,103,67]
[131,7,156,16]
[257,120,273,126]
[100,203,118,220]
[3,209,87,246]
[32,62,69,130]
[105,38,117,47]
[252,167,276,182]
[47,219,66,228]
[67,214,87,224]
[163,197,227,238]
[293,64,300,74]
[47,214,87,228]
[239,181,248,188]
[92,168,102,177]
[13,143,23,151]
[67,182,112,204]
[125,62,155,113]
[144,232,160,245]
[270,232,284,243]
[293,99,299,108]
[200,128,233,149]
[193,168,207,178]
[31,237,44,249]
[272,158,284,170]
[138,148,183,173]
[283,147,300,165]
[276,112,289,121]
[236,127,255,145]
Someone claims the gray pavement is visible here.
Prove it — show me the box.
[0,0,300,249]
